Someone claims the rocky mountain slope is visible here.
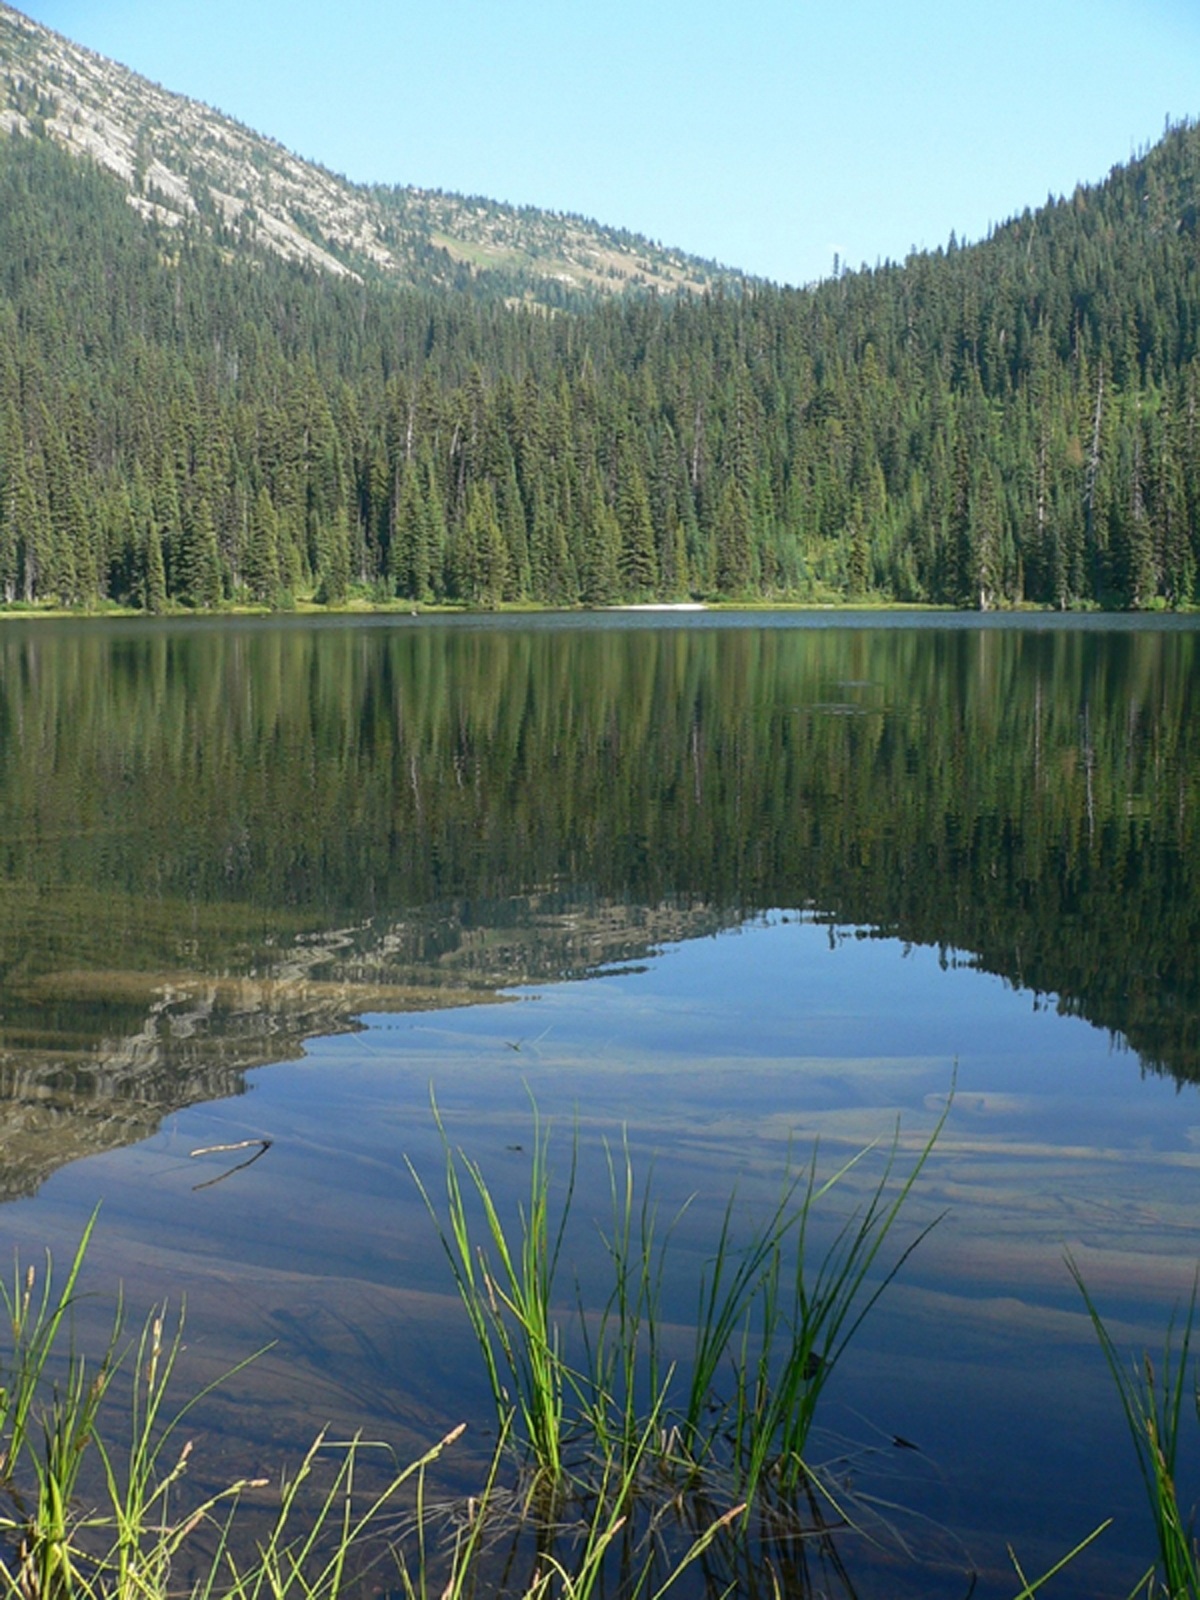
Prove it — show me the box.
[0,1,739,305]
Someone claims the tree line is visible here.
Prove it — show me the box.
[2,118,1200,610]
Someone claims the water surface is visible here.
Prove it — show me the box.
[1,612,1198,1596]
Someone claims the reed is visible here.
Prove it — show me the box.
[409,1096,575,1497]
[1005,1520,1113,1598]
[0,1211,100,1494]
[0,1223,468,1600]
[712,1118,946,1504]
[413,1091,948,1563]
[573,1135,674,1481]
[0,1197,1132,1598]
[392,1417,502,1600]
[1070,1258,1200,1598]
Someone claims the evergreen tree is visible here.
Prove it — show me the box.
[578,470,621,604]
[714,479,753,596]
[2,118,1200,613]
[315,507,352,605]
[179,497,223,608]
[145,519,167,612]
[616,460,658,598]
[458,480,509,608]
[244,485,281,602]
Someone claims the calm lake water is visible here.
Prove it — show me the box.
[1,611,1198,1597]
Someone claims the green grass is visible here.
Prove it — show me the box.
[411,1092,949,1577]
[5,1114,1180,1600]
[409,1095,1148,1596]
[685,1125,944,1506]
[411,1098,574,1498]
[0,1211,743,1600]
[1070,1257,1200,1599]
[0,1218,467,1600]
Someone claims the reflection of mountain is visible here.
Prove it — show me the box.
[0,891,731,1199]
[0,616,1197,1191]
[1,990,253,1204]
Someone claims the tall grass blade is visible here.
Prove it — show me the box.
[409,1092,575,1488]
[1006,1518,1113,1597]
[1069,1258,1200,1598]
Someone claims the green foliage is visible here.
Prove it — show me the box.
[3,119,1200,611]
[412,1094,944,1534]
[1070,1262,1200,1598]
[0,1130,1173,1600]
[0,1225,511,1600]
[681,1119,945,1504]
[0,1223,797,1600]
[411,1099,572,1494]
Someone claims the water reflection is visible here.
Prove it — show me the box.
[12,910,1196,1598]
[0,614,1197,1594]
[0,616,1195,1115]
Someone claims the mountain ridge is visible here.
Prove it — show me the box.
[0,1,1197,616]
[0,1,743,305]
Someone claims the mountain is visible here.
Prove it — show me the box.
[0,0,1198,613]
[0,2,740,307]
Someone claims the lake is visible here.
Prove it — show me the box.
[0,611,1198,1597]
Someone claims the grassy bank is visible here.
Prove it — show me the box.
[5,594,1170,624]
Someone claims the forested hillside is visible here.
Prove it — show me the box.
[2,114,1200,611]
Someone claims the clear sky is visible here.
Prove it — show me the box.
[15,0,1200,287]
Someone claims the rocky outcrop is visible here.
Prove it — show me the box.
[0,3,738,304]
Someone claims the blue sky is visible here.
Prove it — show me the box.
[17,0,1200,286]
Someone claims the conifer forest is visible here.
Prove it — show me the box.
[2,118,1200,611]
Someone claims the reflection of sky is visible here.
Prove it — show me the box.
[13,913,1200,1596]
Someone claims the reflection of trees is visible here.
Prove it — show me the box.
[0,619,1196,1082]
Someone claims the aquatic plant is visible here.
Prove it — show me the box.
[0,1218,746,1600]
[412,1091,949,1570]
[0,1221,463,1600]
[1070,1258,1200,1599]
[681,1126,942,1507]
[0,1199,1131,1599]
[409,1098,574,1502]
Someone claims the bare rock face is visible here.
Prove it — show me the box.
[0,3,739,304]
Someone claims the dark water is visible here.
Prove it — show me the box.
[1,611,1198,1596]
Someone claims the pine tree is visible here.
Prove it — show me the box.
[844,494,870,597]
[145,518,167,612]
[578,469,620,604]
[179,497,223,608]
[714,479,753,596]
[616,460,658,598]
[459,480,509,608]
[315,507,352,606]
[244,485,281,602]
[969,462,1004,610]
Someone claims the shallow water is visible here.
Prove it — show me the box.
[1,612,1198,1596]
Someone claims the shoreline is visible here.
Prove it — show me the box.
[0,596,1181,623]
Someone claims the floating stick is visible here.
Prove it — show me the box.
[189,1138,273,1191]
